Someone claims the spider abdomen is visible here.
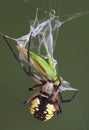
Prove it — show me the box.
[30,95,56,121]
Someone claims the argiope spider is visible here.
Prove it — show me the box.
[1,33,78,121]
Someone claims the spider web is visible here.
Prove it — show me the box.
[1,8,89,70]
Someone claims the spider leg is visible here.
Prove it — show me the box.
[48,90,62,115]
[23,92,41,106]
[27,34,32,74]
[2,35,44,84]
[51,84,78,103]
[28,84,42,91]
[54,101,62,115]
[59,91,78,103]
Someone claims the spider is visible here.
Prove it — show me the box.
[1,33,78,121]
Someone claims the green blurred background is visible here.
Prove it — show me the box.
[0,0,89,130]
